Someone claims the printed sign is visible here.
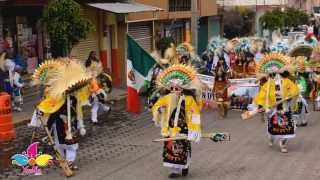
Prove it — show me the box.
[197,75,259,106]
[11,142,53,176]
[197,74,215,103]
[228,78,259,97]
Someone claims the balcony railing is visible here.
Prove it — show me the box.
[217,0,288,6]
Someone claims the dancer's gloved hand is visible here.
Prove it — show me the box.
[153,119,161,127]
[158,106,165,113]
[265,108,271,113]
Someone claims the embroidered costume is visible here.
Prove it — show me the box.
[308,44,320,111]
[253,53,299,153]
[151,64,202,178]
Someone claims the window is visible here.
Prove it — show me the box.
[169,0,191,12]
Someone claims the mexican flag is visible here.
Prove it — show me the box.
[127,34,156,113]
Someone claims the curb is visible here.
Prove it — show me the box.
[13,93,127,127]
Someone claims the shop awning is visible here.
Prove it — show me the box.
[87,2,162,14]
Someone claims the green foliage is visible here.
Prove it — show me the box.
[223,7,256,39]
[283,8,309,27]
[260,8,310,31]
[40,0,94,57]
[260,8,285,31]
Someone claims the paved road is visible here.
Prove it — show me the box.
[1,101,320,180]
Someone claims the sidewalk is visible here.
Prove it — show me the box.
[12,88,127,126]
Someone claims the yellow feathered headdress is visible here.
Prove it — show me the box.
[226,38,239,52]
[35,58,91,114]
[46,59,91,100]
[292,56,306,73]
[32,59,66,86]
[156,64,203,92]
[256,53,291,75]
[164,43,178,65]
[176,42,194,57]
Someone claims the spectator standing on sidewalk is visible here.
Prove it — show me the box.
[12,65,24,112]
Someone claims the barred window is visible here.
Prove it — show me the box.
[169,0,191,12]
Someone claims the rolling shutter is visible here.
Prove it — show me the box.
[71,7,99,61]
[128,22,152,52]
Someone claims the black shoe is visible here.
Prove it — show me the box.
[301,122,308,127]
[92,122,101,126]
[168,173,181,178]
[182,168,189,176]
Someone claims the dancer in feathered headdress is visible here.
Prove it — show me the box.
[151,64,202,178]
[176,42,205,72]
[308,44,320,111]
[243,53,299,153]
[31,58,91,174]
[203,37,228,75]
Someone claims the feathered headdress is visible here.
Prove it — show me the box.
[208,37,227,53]
[36,59,91,114]
[176,42,194,57]
[236,38,251,53]
[225,38,239,52]
[288,44,313,58]
[249,37,264,54]
[269,41,289,54]
[256,53,291,76]
[156,64,202,90]
[292,56,306,73]
[32,59,66,85]
[151,43,177,65]
[164,43,178,65]
[46,60,91,99]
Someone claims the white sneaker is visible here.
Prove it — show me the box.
[103,105,111,112]
[13,107,22,112]
[268,137,274,147]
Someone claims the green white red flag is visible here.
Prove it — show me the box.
[126,34,156,113]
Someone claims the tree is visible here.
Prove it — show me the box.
[40,0,94,57]
[223,7,255,39]
[260,8,310,31]
[259,9,285,31]
[284,8,309,27]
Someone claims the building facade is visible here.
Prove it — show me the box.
[1,0,219,87]
[287,0,320,13]
[0,0,49,75]
[127,0,219,54]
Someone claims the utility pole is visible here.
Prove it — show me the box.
[191,0,198,53]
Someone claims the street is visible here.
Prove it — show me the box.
[1,100,320,180]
